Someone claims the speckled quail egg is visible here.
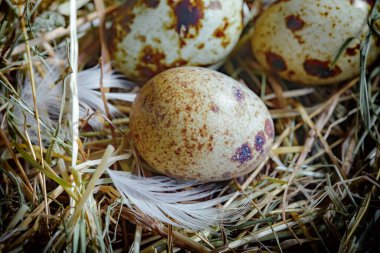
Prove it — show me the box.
[130,67,274,182]
[251,0,379,85]
[109,0,243,81]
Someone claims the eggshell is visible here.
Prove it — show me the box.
[130,67,274,181]
[109,0,243,81]
[251,0,379,85]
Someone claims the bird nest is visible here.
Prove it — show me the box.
[0,0,379,252]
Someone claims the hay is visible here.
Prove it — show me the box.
[0,0,379,252]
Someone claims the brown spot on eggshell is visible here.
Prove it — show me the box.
[144,0,160,8]
[136,34,146,42]
[285,15,305,31]
[133,133,141,143]
[136,46,165,78]
[346,43,360,56]
[197,43,205,49]
[213,17,231,48]
[136,66,156,79]
[199,124,208,138]
[136,45,188,79]
[303,59,342,78]
[152,37,162,44]
[108,1,137,53]
[221,38,230,48]
[169,0,204,39]
[287,70,296,78]
[140,46,166,65]
[293,34,305,44]
[175,147,181,155]
[179,39,187,48]
[265,52,287,72]
[213,25,225,37]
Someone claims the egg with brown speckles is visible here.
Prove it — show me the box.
[130,67,274,182]
[109,0,243,81]
[251,0,379,85]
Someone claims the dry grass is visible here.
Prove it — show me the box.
[1,0,379,252]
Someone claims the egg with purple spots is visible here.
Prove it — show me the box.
[251,0,380,85]
[254,131,266,152]
[130,67,274,181]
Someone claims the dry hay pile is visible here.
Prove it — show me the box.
[0,0,379,252]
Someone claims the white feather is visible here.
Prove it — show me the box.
[13,57,137,142]
[77,65,135,117]
[77,65,134,89]
[76,65,136,129]
[18,67,62,127]
[107,169,248,231]
[13,68,63,143]
[105,93,137,102]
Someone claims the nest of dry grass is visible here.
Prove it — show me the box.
[0,0,379,252]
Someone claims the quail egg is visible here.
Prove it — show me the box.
[251,0,379,85]
[130,67,274,181]
[109,0,244,81]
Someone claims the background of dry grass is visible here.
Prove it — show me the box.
[0,0,379,252]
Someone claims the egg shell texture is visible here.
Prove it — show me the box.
[251,0,379,85]
[130,67,274,181]
[110,0,243,81]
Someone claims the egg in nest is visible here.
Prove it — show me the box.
[109,0,244,81]
[251,0,379,85]
[130,67,274,181]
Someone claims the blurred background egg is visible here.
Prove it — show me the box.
[130,67,274,181]
[251,0,379,85]
[109,0,244,81]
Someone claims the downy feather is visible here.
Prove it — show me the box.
[12,56,136,142]
[77,65,135,118]
[108,169,248,231]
